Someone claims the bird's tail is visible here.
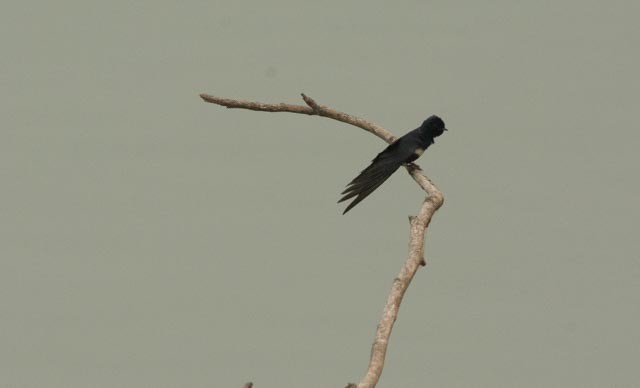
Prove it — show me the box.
[339,155,402,214]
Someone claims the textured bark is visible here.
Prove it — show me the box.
[201,93,444,388]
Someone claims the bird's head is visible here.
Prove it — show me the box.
[421,115,447,137]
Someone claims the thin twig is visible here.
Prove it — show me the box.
[200,93,395,144]
[201,93,444,388]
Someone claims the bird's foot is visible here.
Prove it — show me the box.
[405,162,421,171]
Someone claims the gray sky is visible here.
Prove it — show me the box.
[2,1,639,387]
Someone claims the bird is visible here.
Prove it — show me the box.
[339,115,447,214]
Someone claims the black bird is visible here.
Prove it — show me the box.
[339,115,447,214]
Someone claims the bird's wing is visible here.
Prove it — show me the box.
[339,141,406,214]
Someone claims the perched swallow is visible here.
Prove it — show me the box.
[339,115,446,214]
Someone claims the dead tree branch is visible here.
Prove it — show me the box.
[200,93,444,388]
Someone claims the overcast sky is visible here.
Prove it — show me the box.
[2,1,639,387]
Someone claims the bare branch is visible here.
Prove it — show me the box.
[200,93,395,144]
[201,93,444,388]
[357,165,443,388]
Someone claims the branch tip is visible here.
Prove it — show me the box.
[301,93,320,112]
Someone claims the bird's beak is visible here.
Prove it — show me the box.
[444,127,448,131]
